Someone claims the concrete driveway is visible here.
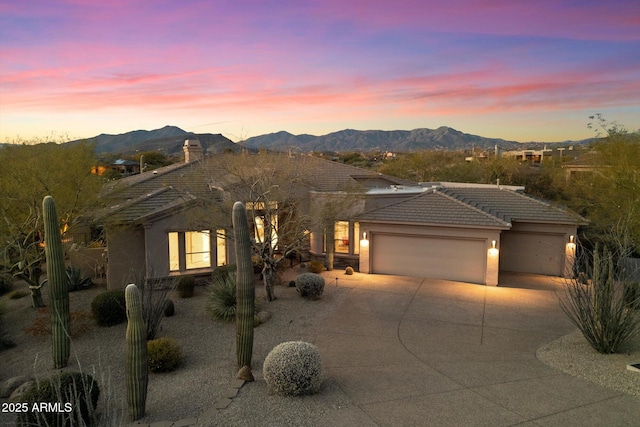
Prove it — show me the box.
[315,272,640,426]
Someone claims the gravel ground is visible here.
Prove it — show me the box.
[0,269,353,426]
[2,270,639,426]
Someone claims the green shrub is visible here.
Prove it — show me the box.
[16,372,99,427]
[295,273,325,300]
[9,290,29,299]
[66,266,93,292]
[263,341,323,396]
[345,266,354,275]
[212,264,236,284]
[0,273,13,296]
[91,290,126,327]
[307,260,324,274]
[176,276,195,298]
[164,299,175,317]
[207,273,237,322]
[147,337,183,373]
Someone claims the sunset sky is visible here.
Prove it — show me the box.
[1,0,638,143]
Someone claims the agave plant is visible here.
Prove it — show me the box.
[66,267,93,292]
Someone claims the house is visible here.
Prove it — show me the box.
[357,182,587,285]
[95,140,586,289]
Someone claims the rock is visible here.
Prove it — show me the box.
[257,311,271,324]
[236,365,254,382]
[9,380,35,402]
[1,375,32,398]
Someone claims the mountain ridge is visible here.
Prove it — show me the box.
[61,125,591,155]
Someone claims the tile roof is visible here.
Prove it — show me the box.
[97,153,411,224]
[358,186,586,228]
[439,187,587,224]
[357,189,511,229]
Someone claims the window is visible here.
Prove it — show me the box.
[335,221,350,253]
[331,221,360,255]
[168,230,225,273]
[185,231,210,269]
[247,201,279,246]
[169,232,180,272]
[216,229,226,266]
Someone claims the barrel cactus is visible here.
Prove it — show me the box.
[125,284,148,421]
[43,195,70,369]
[295,272,325,300]
[263,341,323,396]
[233,202,255,374]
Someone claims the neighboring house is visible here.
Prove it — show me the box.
[95,140,586,289]
[562,151,603,182]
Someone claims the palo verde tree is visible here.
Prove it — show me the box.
[0,140,102,306]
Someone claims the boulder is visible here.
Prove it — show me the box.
[1,375,32,398]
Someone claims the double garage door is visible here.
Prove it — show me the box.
[371,234,487,284]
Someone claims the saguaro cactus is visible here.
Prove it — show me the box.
[125,283,148,421]
[43,195,70,369]
[233,202,255,374]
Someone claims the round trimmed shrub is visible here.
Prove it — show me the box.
[345,266,354,275]
[176,276,195,298]
[91,290,126,326]
[164,299,175,317]
[295,273,325,300]
[306,260,324,274]
[263,341,323,396]
[16,372,99,427]
[147,337,184,373]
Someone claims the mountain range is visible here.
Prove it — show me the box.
[66,125,590,155]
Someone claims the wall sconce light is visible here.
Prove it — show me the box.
[360,231,369,247]
[488,239,499,256]
[567,235,576,250]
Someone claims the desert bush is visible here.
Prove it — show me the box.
[176,275,195,298]
[24,308,93,338]
[207,273,237,322]
[139,277,178,341]
[559,244,640,354]
[91,290,127,327]
[345,266,354,275]
[263,341,323,396]
[0,273,13,295]
[66,266,93,292]
[307,260,324,274]
[9,290,29,299]
[164,299,175,317]
[212,264,236,284]
[624,282,640,310]
[16,371,100,427]
[147,337,183,373]
[295,273,325,300]
[0,300,15,351]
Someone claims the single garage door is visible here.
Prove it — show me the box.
[499,232,564,276]
[371,234,486,284]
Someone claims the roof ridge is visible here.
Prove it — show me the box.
[96,186,171,221]
[101,162,190,195]
[435,189,512,227]
[510,189,588,223]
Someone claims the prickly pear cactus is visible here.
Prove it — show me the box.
[125,284,148,421]
[43,195,70,369]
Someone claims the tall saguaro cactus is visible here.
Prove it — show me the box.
[43,195,70,369]
[233,202,255,373]
[125,284,148,421]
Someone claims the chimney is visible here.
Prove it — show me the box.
[183,139,203,163]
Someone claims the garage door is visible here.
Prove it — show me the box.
[371,234,486,284]
[499,232,564,276]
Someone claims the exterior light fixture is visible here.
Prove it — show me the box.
[567,235,576,250]
[488,239,499,256]
[360,231,369,247]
